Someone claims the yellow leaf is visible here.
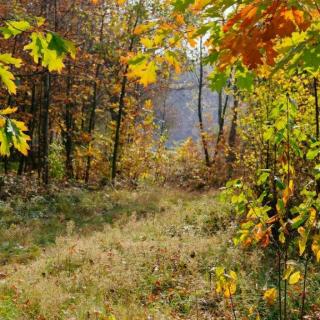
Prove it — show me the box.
[165,52,181,74]
[279,232,286,244]
[283,266,294,280]
[140,37,153,49]
[215,281,222,294]
[229,270,237,281]
[0,65,16,94]
[134,23,155,35]
[127,60,157,87]
[215,266,224,277]
[263,288,277,305]
[154,34,165,45]
[12,119,28,131]
[224,282,236,297]
[307,207,317,227]
[288,271,300,285]
[36,17,46,27]
[191,0,210,11]
[311,238,320,262]
[144,99,153,110]
[298,227,308,256]
[0,107,17,115]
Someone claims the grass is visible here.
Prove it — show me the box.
[0,187,182,265]
[0,187,319,319]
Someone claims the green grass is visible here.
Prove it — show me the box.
[0,187,185,265]
[0,188,319,319]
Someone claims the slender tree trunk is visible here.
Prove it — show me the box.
[40,0,51,185]
[84,64,99,183]
[111,9,140,183]
[314,77,319,139]
[42,72,50,185]
[214,90,229,159]
[37,83,43,180]
[197,38,210,167]
[27,84,37,172]
[64,64,74,179]
[160,98,167,136]
[84,13,105,183]
[17,94,28,175]
[227,97,238,178]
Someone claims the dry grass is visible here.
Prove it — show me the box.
[1,188,264,319]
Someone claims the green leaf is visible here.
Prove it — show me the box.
[263,127,273,141]
[275,130,285,144]
[236,71,254,91]
[209,71,228,92]
[47,32,76,59]
[257,172,269,185]
[307,149,319,160]
[128,54,147,65]
[0,20,31,39]
[24,32,74,73]
[291,213,308,229]
[275,177,285,190]
[203,51,219,65]
[271,41,306,77]
[173,0,194,11]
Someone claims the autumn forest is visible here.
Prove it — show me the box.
[0,0,319,319]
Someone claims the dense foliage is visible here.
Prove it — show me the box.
[0,0,319,319]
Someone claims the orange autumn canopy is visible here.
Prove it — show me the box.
[220,0,316,69]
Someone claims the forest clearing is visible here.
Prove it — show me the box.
[0,0,319,319]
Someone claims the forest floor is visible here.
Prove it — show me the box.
[0,187,319,320]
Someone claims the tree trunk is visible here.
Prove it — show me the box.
[111,9,141,183]
[42,72,50,185]
[84,13,105,183]
[27,84,37,172]
[84,64,99,183]
[214,89,229,160]
[226,97,238,179]
[64,64,74,179]
[197,38,210,166]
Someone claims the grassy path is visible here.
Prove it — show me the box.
[0,188,264,319]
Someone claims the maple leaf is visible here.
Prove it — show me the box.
[220,1,312,70]
[140,37,153,49]
[127,60,157,87]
